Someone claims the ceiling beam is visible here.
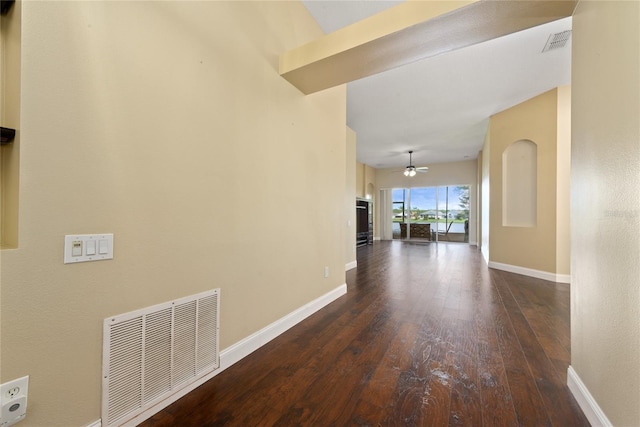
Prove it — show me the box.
[280,0,577,94]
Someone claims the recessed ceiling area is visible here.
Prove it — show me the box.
[301,1,573,169]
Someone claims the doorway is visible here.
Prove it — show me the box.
[391,185,469,243]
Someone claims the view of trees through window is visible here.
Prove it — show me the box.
[392,186,470,242]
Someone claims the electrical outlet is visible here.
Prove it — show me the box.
[4,388,20,399]
[1,376,29,427]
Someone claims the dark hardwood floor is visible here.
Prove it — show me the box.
[140,241,589,426]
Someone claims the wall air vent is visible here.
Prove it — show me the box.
[102,289,220,427]
[542,30,572,53]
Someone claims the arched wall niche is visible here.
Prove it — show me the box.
[366,183,374,199]
[502,139,537,227]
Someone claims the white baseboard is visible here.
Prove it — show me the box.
[567,366,613,427]
[481,246,489,265]
[93,284,348,427]
[220,284,347,368]
[469,240,478,246]
[488,261,570,283]
[374,236,381,241]
[345,260,357,271]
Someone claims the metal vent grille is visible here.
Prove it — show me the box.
[102,289,220,427]
[542,30,572,53]
[173,301,197,387]
[197,295,219,371]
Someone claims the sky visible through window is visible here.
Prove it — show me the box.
[392,186,468,211]
[392,186,469,234]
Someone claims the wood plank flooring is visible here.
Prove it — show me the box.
[140,241,589,426]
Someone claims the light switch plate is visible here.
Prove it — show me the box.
[64,234,114,264]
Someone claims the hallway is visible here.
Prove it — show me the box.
[141,241,588,426]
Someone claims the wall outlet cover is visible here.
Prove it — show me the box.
[0,376,28,427]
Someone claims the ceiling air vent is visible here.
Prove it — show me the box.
[542,30,572,53]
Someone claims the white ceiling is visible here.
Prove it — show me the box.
[301,1,572,169]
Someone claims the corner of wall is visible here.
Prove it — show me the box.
[556,85,571,276]
[567,366,614,427]
[346,127,357,267]
[481,131,491,260]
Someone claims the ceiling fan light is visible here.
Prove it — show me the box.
[409,170,416,177]
[403,169,410,176]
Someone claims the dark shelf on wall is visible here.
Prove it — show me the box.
[1,0,15,16]
[356,198,373,247]
[1,127,16,144]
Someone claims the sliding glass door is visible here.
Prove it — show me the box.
[435,186,469,242]
[391,185,469,243]
[391,188,405,239]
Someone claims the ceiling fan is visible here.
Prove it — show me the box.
[403,150,429,176]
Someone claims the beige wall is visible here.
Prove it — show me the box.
[376,159,478,244]
[355,161,377,237]
[571,2,640,425]
[345,128,357,267]
[364,164,376,201]
[364,164,377,238]
[556,85,571,276]
[0,0,22,384]
[488,89,566,274]
[0,2,347,426]
[355,161,376,199]
[0,0,20,248]
[356,161,365,197]
[480,136,490,260]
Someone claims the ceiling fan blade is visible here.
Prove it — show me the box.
[416,167,429,172]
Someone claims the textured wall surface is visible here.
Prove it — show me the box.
[346,127,357,266]
[571,2,640,425]
[0,2,346,426]
[488,90,562,274]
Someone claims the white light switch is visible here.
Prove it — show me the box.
[86,240,96,256]
[64,234,114,264]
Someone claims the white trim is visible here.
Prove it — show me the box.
[220,284,347,368]
[86,421,101,427]
[469,240,478,246]
[374,236,381,241]
[567,366,613,427]
[488,261,570,283]
[116,284,347,427]
[345,260,357,271]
